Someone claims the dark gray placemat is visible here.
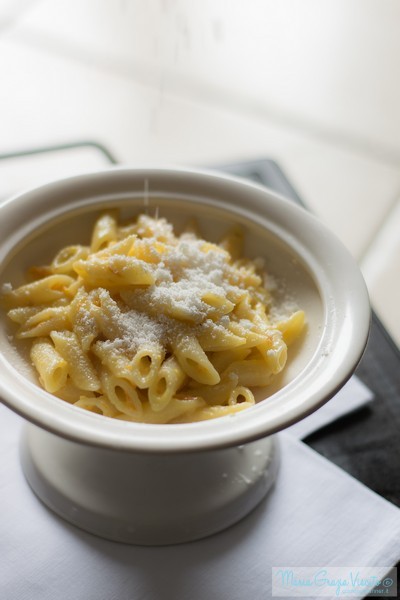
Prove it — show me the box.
[220,158,400,508]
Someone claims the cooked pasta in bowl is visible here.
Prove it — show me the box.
[3,211,306,425]
[0,167,370,544]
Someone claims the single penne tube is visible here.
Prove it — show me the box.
[50,330,100,392]
[210,346,251,373]
[73,255,154,288]
[30,337,69,393]
[148,356,187,412]
[117,397,205,424]
[276,310,306,346]
[96,234,136,258]
[188,373,239,406]
[17,306,71,339]
[54,380,89,403]
[197,324,245,351]
[2,274,75,308]
[74,395,119,418]
[258,346,287,374]
[92,341,132,379]
[100,370,142,416]
[172,334,220,385]
[201,291,234,319]
[257,332,287,374]
[70,288,100,352]
[157,302,198,323]
[228,320,267,348]
[223,359,273,387]
[232,292,253,320]
[51,245,90,274]
[174,401,254,423]
[6,306,41,324]
[89,289,122,340]
[228,385,255,406]
[130,344,165,389]
[90,211,118,252]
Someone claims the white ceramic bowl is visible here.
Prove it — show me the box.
[0,167,370,544]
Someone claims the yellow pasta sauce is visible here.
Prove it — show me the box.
[2,212,305,424]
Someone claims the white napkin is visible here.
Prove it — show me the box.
[1,376,399,600]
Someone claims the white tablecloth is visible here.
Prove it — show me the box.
[1,376,399,600]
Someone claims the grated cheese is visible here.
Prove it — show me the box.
[86,227,259,353]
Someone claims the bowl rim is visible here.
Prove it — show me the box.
[0,165,370,453]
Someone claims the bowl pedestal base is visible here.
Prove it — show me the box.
[20,423,279,545]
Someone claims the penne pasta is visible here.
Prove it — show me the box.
[100,370,142,417]
[2,274,74,308]
[30,337,68,393]
[197,321,245,351]
[256,331,288,374]
[74,395,119,418]
[73,255,154,288]
[54,380,90,404]
[130,343,165,389]
[90,212,118,252]
[69,288,100,352]
[224,359,274,387]
[187,373,239,406]
[210,346,251,373]
[50,330,100,392]
[116,397,205,424]
[228,386,255,406]
[3,211,306,424]
[7,306,42,324]
[51,245,90,274]
[172,334,220,385]
[148,356,187,412]
[92,341,132,379]
[17,306,71,339]
[174,401,254,423]
[276,310,306,346]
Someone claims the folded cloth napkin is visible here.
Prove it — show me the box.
[1,376,399,600]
